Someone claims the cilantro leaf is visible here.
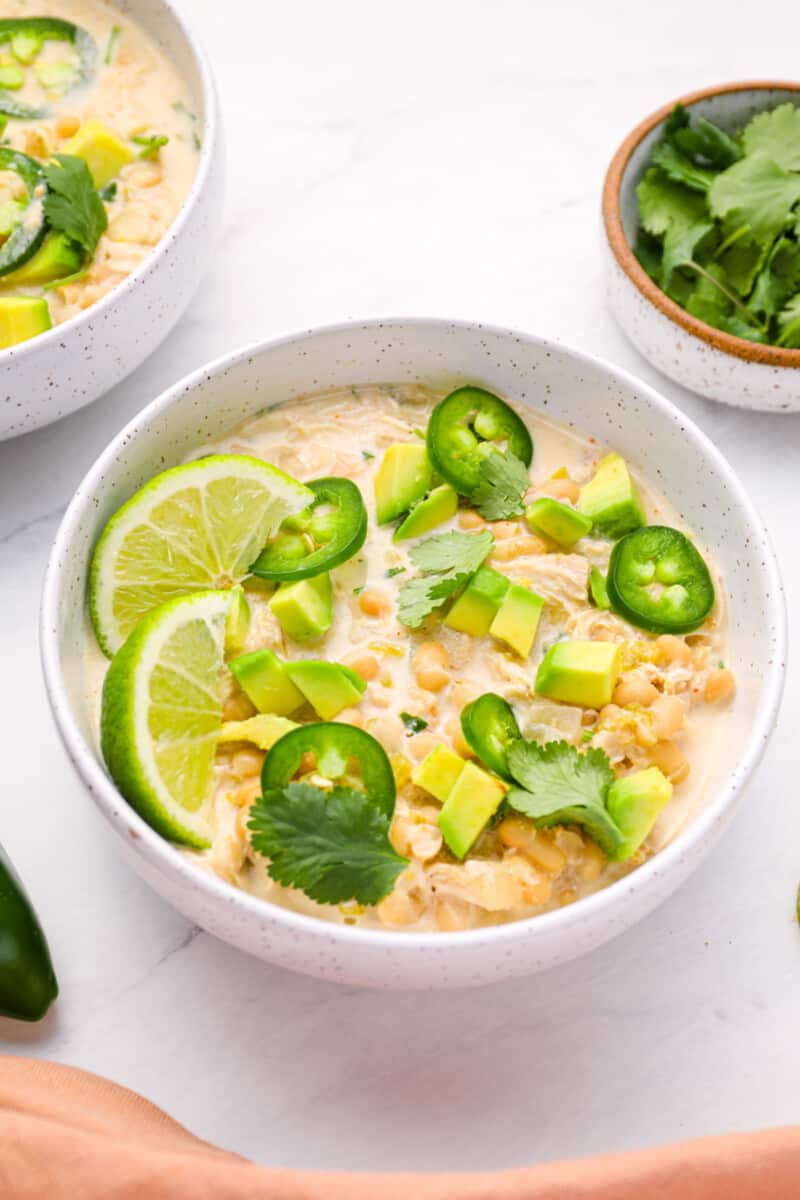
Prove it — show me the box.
[685,262,733,326]
[132,134,169,161]
[637,168,712,287]
[398,529,494,627]
[43,154,107,257]
[708,155,800,249]
[716,234,766,296]
[506,739,624,857]
[651,141,714,193]
[777,294,800,347]
[400,712,428,734]
[747,237,800,319]
[741,103,800,171]
[633,229,662,283]
[666,104,741,169]
[408,529,494,575]
[249,782,408,906]
[473,450,529,520]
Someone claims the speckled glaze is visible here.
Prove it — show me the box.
[603,82,800,412]
[0,0,223,442]
[41,319,786,990]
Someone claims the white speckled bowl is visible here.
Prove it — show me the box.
[41,319,786,990]
[0,0,223,441]
[603,81,800,412]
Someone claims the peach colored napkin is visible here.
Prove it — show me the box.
[0,1055,797,1198]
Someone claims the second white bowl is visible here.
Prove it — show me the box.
[0,0,224,441]
[41,318,786,989]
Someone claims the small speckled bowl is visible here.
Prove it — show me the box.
[41,319,786,989]
[0,0,223,441]
[603,81,800,411]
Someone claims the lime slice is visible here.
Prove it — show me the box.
[100,590,232,848]
[90,455,313,657]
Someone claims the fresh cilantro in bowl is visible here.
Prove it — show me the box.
[635,101,800,347]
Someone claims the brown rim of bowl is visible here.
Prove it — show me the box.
[603,79,800,368]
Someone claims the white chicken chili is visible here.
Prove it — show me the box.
[87,383,735,934]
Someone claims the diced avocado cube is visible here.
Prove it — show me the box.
[525,497,592,548]
[284,661,366,720]
[0,297,52,349]
[224,586,250,658]
[0,65,24,90]
[578,453,645,538]
[444,566,509,637]
[218,713,298,751]
[535,640,621,709]
[229,648,305,716]
[605,767,672,861]
[374,443,433,524]
[438,762,506,858]
[489,584,544,658]
[411,744,466,802]
[269,573,333,642]
[64,120,135,188]
[394,484,458,541]
[3,234,83,287]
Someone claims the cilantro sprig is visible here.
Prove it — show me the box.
[132,134,169,161]
[505,739,625,858]
[473,450,529,520]
[635,101,800,346]
[43,154,107,258]
[249,782,408,906]
[397,529,494,627]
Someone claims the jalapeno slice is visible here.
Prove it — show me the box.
[250,477,367,582]
[607,525,715,634]
[0,18,97,120]
[460,692,521,780]
[426,386,533,496]
[0,148,47,276]
[261,723,396,819]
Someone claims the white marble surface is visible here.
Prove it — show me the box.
[0,0,798,1173]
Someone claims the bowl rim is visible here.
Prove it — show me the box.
[40,316,787,956]
[0,0,219,365]
[602,79,800,368]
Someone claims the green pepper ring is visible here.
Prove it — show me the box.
[249,477,367,582]
[261,723,396,820]
[607,525,715,635]
[0,18,98,120]
[460,692,521,780]
[426,386,533,496]
[0,148,47,276]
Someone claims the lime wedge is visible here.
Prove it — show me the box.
[90,455,312,657]
[100,590,232,848]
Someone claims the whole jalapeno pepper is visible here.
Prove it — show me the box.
[606,525,715,634]
[426,386,533,497]
[0,148,47,276]
[261,723,395,818]
[460,692,521,780]
[0,18,98,120]
[250,477,367,582]
[0,842,58,1022]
